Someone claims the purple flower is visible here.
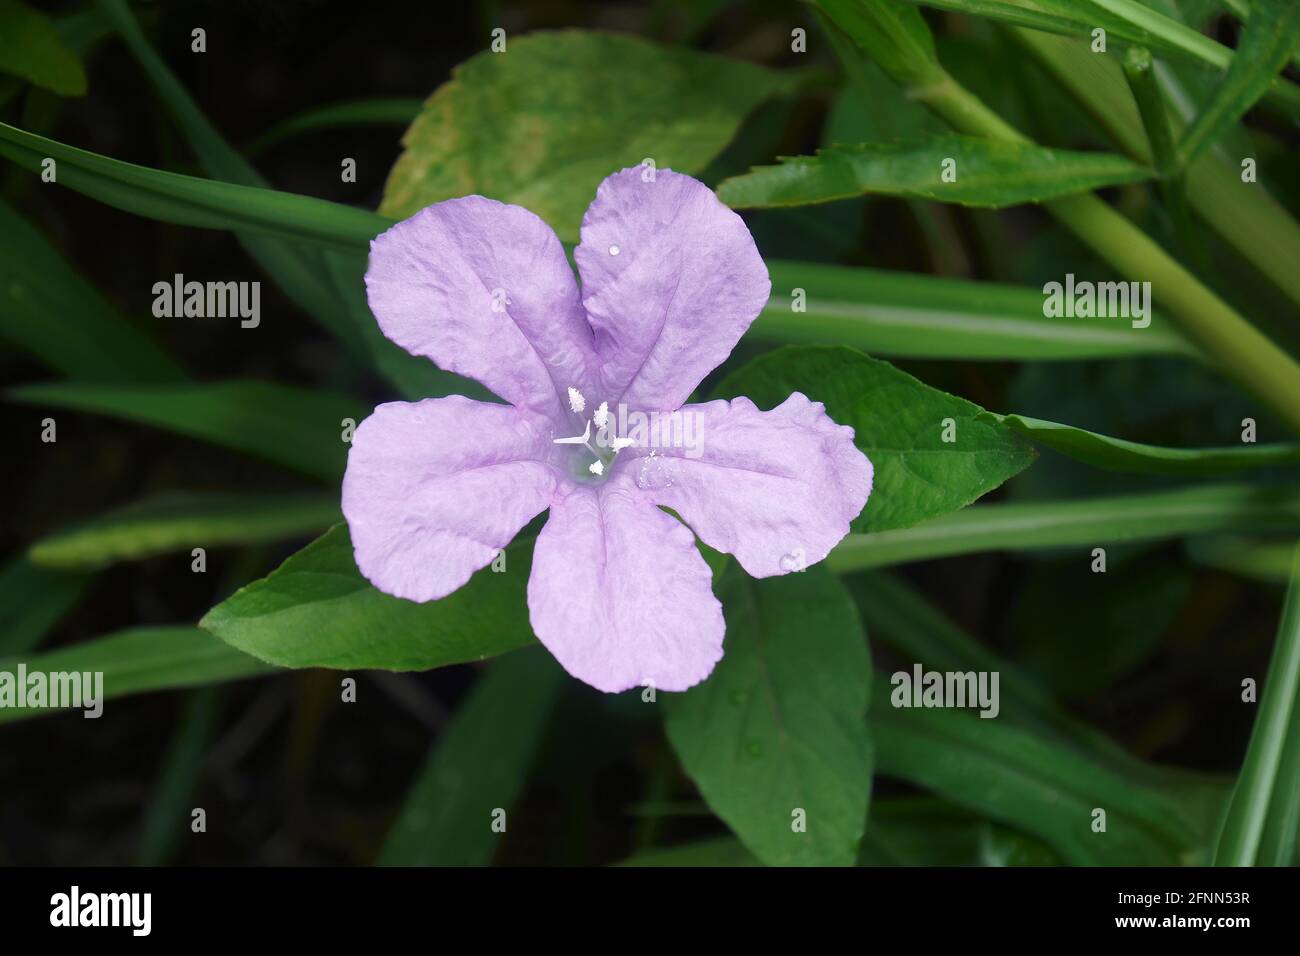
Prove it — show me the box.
[344,168,872,692]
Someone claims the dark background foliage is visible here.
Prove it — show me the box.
[0,0,1292,865]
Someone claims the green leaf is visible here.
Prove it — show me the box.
[0,555,90,656]
[1177,0,1300,167]
[0,121,388,251]
[1011,26,1300,315]
[991,412,1300,474]
[1214,544,1300,866]
[199,525,536,671]
[664,564,873,867]
[0,627,270,725]
[0,198,184,382]
[829,483,1300,570]
[245,97,423,156]
[898,0,1300,117]
[378,648,564,865]
[714,346,1035,533]
[757,261,1195,360]
[872,685,1197,865]
[379,30,805,241]
[6,381,365,482]
[861,797,1062,866]
[28,491,341,570]
[0,0,87,96]
[816,0,944,88]
[718,136,1150,209]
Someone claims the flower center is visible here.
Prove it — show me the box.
[553,388,635,482]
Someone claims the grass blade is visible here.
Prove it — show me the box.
[828,483,1300,570]
[6,380,365,482]
[0,120,388,251]
[0,555,90,656]
[757,260,1196,360]
[0,627,270,725]
[1214,544,1300,865]
[1176,0,1300,168]
[992,412,1300,474]
[28,491,341,570]
[0,197,183,382]
[377,648,564,865]
[244,97,422,156]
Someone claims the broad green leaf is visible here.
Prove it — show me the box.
[29,491,341,570]
[378,648,564,866]
[134,687,220,865]
[829,482,1300,570]
[1177,0,1300,167]
[246,97,423,156]
[0,627,270,725]
[0,198,184,382]
[664,564,873,867]
[991,413,1300,474]
[898,0,1300,117]
[380,30,805,241]
[872,684,1198,865]
[0,0,86,96]
[718,137,1150,209]
[6,381,365,482]
[0,121,388,251]
[1214,544,1300,866]
[757,261,1195,360]
[199,525,536,671]
[0,555,90,656]
[714,346,1036,532]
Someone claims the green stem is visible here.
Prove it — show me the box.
[909,71,1300,435]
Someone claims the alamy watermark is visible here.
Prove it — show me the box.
[0,664,104,718]
[890,664,1000,718]
[152,273,260,328]
[1042,273,1151,328]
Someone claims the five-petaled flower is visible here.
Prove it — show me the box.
[344,168,872,692]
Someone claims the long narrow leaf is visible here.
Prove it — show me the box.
[828,483,1300,570]
[719,136,1150,209]
[0,627,270,725]
[29,491,341,569]
[6,380,365,482]
[1214,544,1300,865]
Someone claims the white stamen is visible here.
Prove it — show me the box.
[588,459,605,476]
[567,386,586,414]
[611,436,636,451]
[553,420,591,445]
[608,245,620,256]
[593,402,609,429]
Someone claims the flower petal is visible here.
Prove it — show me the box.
[366,196,597,418]
[343,395,559,602]
[626,393,872,578]
[576,168,770,413]
[527,475,724,693]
